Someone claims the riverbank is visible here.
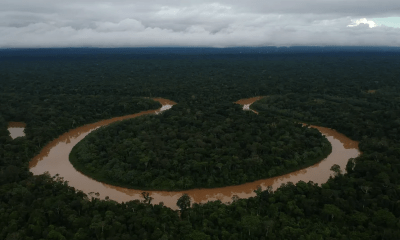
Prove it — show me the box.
[30,97,359,210]
[69,132,332,191]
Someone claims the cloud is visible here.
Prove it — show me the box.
[95,19,145,32]
[1,0,400,47]
[347,18,379,28]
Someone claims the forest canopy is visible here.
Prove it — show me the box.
[70,102,331,190]
[0,49,400,239]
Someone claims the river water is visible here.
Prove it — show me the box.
[29,97,359,210]
[8,122,26,139]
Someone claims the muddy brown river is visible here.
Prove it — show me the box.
[29,97,360,210]
[8,122,26,139]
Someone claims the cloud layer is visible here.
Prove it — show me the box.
[1,0,400,48]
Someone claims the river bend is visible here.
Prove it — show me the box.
[29,97,360,210]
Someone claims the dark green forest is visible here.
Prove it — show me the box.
[70,102,330,190]
[1,49,400,239]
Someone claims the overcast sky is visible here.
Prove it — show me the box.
[1,0,400,48]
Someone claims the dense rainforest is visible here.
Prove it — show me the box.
[0,48,400,239]
[70,102,330,190]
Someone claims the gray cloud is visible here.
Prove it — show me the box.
[1,0,400,48]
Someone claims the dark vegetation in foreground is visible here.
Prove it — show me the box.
[0,49,400,239]
[71,103,330,190]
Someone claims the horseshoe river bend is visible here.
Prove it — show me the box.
[29,97,360,210]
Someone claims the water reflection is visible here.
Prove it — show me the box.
[29,97,359,210]
[8,122,26,139]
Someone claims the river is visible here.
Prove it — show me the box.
[8,122,26,139]
[29,97,359,210]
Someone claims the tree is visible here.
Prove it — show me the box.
[141,192,153,204]
[187,230,211,240]
[140,156,150,170]
[241,215,260,236]
[330,164,342,177]
[263,219,274,237]
[253,185,262,197]
[346,158,356,173]
[322,204,344,221]
[374,209,397,228]
[177,194,191,212]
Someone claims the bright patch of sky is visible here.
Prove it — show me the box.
[372,17,400,28]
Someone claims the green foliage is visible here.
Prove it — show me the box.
[71,102,331,190]
[1,51,400,239]
[177,194,191,212]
